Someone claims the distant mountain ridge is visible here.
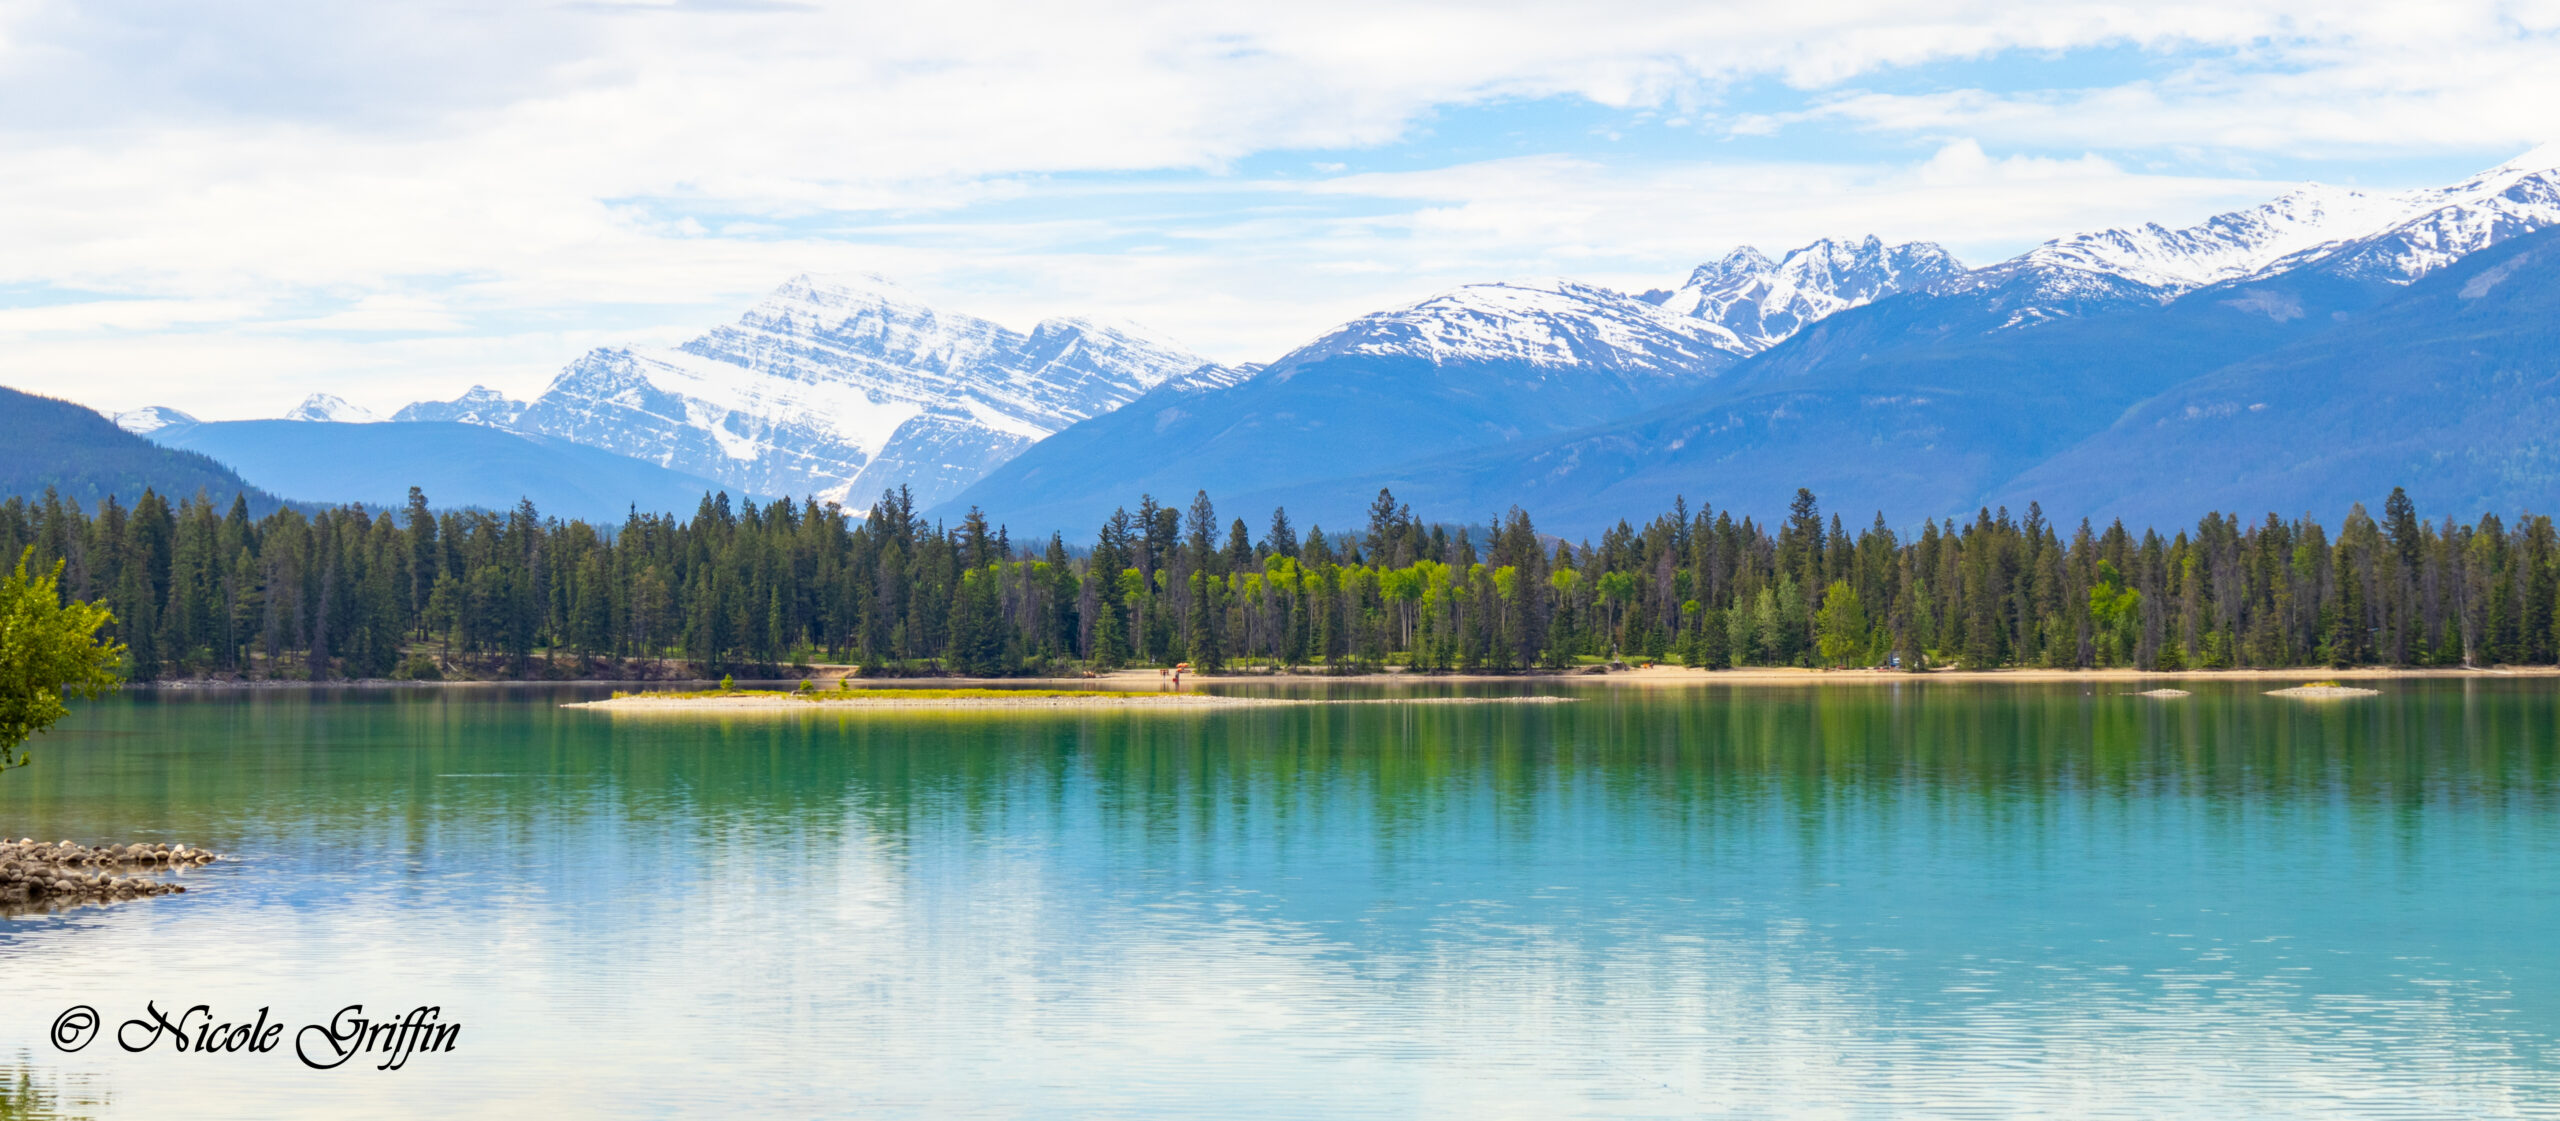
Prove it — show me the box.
[391,385,524,427]
[1250,225,2560,538]
[945,147,2560,536]
[83,145,2560,537]
[1962,144,2560,325]
[1295,278,1751,369]
[145,416,734,524]
[394,274,1218,510]
[1647,236,1968,352]
[1984,226,2560,529]
[940,277,1751,532]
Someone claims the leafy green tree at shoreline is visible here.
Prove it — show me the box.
[1815,580,1866,668]
[1,547,125,771]
[1,483,2554,680]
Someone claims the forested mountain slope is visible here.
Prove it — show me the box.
[1987,226,2560,527]
[0,386,279,513]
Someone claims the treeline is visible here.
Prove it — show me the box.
[2,483,2555,681]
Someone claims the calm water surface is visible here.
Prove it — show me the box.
[2,680,2558,1118]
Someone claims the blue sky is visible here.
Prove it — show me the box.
[0,0,2549,417]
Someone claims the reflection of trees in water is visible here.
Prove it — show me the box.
[1034,684,2535,788]
[0,1061,106,1121]
[16,684,2557,863]
[794,684,2560,862]
[507,684,2560,851]
[1612,682,2560,803]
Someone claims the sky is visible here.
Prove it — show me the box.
[1,0,2553,419]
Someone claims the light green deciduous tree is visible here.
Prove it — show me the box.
[2,547,125,772]
[1815,580,1867,668]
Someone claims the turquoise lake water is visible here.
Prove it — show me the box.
[2,680,2557,1118]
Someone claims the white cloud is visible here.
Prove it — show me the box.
[1258,145,2278,298]
[0,0,2551,417]
[0,297,268,333]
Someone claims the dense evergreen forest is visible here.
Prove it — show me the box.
[3,482,2555,681]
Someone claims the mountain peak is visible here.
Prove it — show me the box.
[740,273,949,333]
[391,385,527,426]
[285,394,379,424]
[778,271,916,302]
[113,405,200,435]
[1688,247,1778,288]
[2489,140,2560,176]
[1658,236,1964,352]
[1282,277,1748,373]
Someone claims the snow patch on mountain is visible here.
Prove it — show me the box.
[113,405,200,435]
[1161,362,1260,394]
[2002,185,2405,293]
[1654,237,1967,352]
[285,394,380,423]
[1982,144,2560,306]
[391,385,527,427]
[2277,143,2560,283]
[1289,278,1747,374]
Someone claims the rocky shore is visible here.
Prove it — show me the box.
[0,838,218,906]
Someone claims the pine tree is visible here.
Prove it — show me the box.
[1267,507,1299,559]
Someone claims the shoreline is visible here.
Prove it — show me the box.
[137,664,2560,692]
[566,690,1580,712]
[1544,665,2560,685]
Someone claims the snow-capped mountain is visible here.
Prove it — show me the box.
[399,275,1215,509]
[391,385,527,427]
[112,405,200,435]
[1969,143,2560,313]
[1288,278,1751,373]
[285,394,380,423]
[1648,237,1967,352]
[2269,143,2560,282]
[954,147,2560,536]
[941,278,1746,533]
[1605,146,2557,347]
